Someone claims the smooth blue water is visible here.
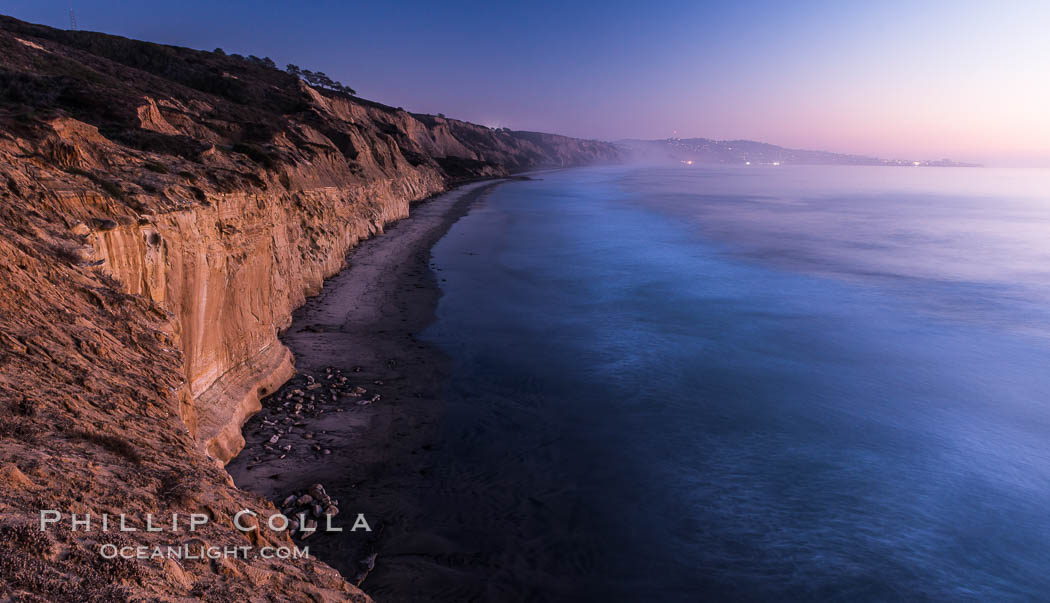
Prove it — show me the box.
[413,165,1050,601]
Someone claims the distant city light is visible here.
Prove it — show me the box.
[745,161,751,165]
[772,162,780,166]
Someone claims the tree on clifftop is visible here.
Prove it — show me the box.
[245,55,277,69]
[286,65,356,96]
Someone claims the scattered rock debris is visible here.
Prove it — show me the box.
[274,483,341,541]
[249,366,380,460]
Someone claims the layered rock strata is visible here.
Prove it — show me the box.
[0,15,619,600]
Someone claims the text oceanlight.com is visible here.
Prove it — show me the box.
[99,543,308,560]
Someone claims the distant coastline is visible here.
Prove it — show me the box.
[620,137,982,168]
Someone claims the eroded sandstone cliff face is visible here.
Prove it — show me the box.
[0,15,618,601]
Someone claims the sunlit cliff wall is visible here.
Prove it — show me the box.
[0,15,618,600]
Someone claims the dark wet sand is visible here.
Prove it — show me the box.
[227,179,506,590]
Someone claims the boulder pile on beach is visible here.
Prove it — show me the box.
[247,367,382,459]
[271,481,378,584]
[274,482,340,540]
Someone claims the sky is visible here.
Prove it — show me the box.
[3,1,1049,165]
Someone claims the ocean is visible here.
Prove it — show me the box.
[380,165,1050,601]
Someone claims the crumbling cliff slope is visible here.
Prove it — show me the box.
[0,15,618,601]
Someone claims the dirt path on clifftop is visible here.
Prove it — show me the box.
[226,179,506,592]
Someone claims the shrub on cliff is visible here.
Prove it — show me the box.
[287,63,356,96]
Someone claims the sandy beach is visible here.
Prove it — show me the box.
[226,179,508,588]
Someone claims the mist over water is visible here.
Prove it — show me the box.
[398,165,1050,601]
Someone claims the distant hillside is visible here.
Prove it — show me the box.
[620,138,980,167]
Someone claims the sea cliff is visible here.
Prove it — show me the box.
[0,15,618,600]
